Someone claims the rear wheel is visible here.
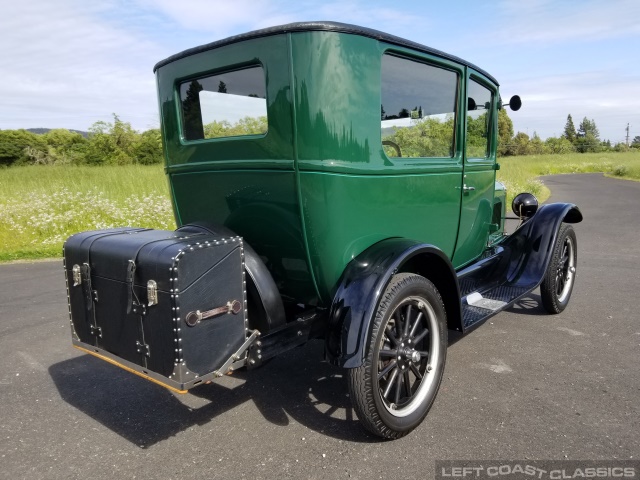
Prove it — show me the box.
[348,273,447,439]
[540,224,577,314]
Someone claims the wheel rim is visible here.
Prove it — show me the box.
[375,296,441,418]
[556,235,576,303]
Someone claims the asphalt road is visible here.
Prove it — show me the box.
[1,173,638,479]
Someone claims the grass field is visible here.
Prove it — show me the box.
[1,151,639,261]
[0,165,174,261]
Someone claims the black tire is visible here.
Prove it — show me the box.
[348,273,447,439]
[540,224,577,314]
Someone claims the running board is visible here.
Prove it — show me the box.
[453,203,581,332]
[461,285,530,329]
[456,245,537,330]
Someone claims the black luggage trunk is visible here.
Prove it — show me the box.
[63,228,248,392]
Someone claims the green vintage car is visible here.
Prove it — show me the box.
[65,22,582,439]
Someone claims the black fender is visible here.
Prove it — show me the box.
[325,238,461,368]
[499,202,582,291]
[176,222,286,333]
[454,203,583,333]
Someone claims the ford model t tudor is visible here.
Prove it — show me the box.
[64,22,582,438]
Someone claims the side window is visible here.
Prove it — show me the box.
[179,66,267,141]
[381,54,458,158]
[466,79,493,158]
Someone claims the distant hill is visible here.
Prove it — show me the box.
[27,128,88,138]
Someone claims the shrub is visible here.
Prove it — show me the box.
[612,165,628,177]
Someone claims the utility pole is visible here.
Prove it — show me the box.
[626,123,630,146]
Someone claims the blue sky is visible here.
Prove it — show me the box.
[1,0,638,143]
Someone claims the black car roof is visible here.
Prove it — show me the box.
[152,21,498,85]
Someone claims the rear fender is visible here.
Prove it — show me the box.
[326,238,460,368]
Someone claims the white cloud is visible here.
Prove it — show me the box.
[134,0,277,35]
[0,0,163,131]
[136,0,419,38]
[495,0,640,44]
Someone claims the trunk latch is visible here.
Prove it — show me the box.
[72,264,82,286]
[147,280,158,307]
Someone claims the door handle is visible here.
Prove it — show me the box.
[463,184,476,193]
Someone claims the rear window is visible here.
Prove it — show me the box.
[179,66,267,141]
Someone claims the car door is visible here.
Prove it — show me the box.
[452,73,498,268]
[378,52,465,259]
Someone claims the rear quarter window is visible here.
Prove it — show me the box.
[179,65,267,141]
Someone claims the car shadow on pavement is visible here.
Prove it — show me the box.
[49,340,381,447]
[506,293,547,316]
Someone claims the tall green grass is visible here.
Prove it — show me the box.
[1,151,639,261]
[0,165,175,261]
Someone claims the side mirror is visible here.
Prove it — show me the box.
[467,97,477,111]
[512,192,538,218]
[507,95,522,111]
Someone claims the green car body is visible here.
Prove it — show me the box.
[155,23,506,307]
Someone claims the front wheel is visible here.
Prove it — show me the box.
[348,273,447,439]
[540,224,577,314]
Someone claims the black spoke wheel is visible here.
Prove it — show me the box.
[348,273,447,439]
[540,223,577,314]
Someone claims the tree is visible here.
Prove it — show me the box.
[0,120,162,167]
[563,114,576,143]
[509,132,533,156]
[383,117,454,158]
[203,116,268,139]
[497,108,514,156]
[182,80,204,140]
[578,117,599,139]
[574,133,601,153]
[530,132,548,155]
[85,114,139,165]
[23,129,88,165]
[0,129,47,166]
[217,81,227,93]
[614,142,630,152]
[467,113,489,157]
[631,136,640,149]
[133,129,163,164]
[545,136,575,154]
[43,128,85,149]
